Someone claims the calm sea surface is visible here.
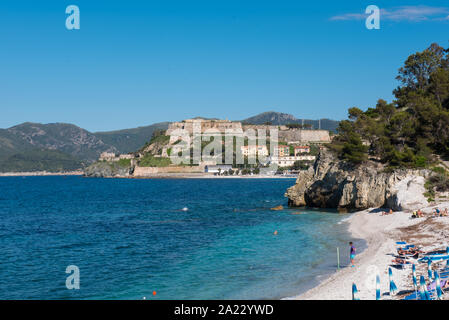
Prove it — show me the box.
[0,176,355,299]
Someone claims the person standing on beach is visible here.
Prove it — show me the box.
[349,242,356,267]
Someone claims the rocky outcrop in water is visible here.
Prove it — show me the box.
[84,161,131,178]
[285,149,429,211]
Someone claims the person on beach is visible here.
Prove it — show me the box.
[349,242,356,267]
[392,257,411,265]
[433,208,441,217]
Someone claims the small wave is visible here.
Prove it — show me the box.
[115,244,133,250]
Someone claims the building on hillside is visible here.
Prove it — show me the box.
[274,145,290,157]
[99,152,116,161]
[99,152,134,162]
[119,154,134,160]
[294,146,310,155]
[268,155,315,167]
[240,145,269,157]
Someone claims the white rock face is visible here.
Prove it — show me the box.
[387,176,428,211]
[286,149,430,210]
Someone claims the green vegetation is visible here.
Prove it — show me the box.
[424,166,449,201]
[149,130,170,145]
[95,122,170,154]
[330,43,449,168]
[0,149,83,172]
[0,121,170,172]
[117,158,131,167]
[309,144,320,156]
[138,154,171,167]
[291,160,313,171]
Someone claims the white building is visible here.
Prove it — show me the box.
[268,155,315,167]
[294,146,310,155]
[99,152,116,161]
[240,145,269,157]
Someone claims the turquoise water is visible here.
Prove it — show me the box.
[0,176,354,299]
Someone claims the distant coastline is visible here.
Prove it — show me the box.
[0,171,83,177]
[129,173,297,179]
[0,171,296,179]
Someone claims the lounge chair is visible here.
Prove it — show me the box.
[419,254,449,262]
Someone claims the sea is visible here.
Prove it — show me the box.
[0,176,357,299]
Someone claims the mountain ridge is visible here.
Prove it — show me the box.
[0,112,339,172]
[241,111,339,131]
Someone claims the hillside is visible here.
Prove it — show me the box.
[0,122,169,172]
[0,122,117,163]
[0,113,337,173]
[94,122,170,154]
[0,149,84,173]
[241,111,339,132]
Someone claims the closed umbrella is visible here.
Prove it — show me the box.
[435,271,443,300]
[376,274,381,300]
[419,276,431,300]
[412,264,418,292]
[389,267,398,296]
[352,283,359,300]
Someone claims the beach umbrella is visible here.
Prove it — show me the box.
[376,274,381,300]
[435,271,443,300]
[419,276,431,300]
[419,276,427,300]
[428,260,433,280]
[389,267,398,296]
[352,283,359,300]
[412,264,418,293]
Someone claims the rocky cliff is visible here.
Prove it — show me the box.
[84,161,132,178]
[285,149,430,211]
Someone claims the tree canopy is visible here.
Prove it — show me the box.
[330,43,449,167]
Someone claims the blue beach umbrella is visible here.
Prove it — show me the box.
[376,274,381,300]
[352,283,359,300]
[435,271,443,300]
[419,276,431,300]
[412,264,418,293]
[428,260,433,280]
[389,267,398,296]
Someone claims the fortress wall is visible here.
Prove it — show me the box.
[166,121,330,144]
[166,120,242,136]
[299,130,330,142]
[278,129,330,143]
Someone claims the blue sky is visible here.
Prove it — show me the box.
[0,1,448,131]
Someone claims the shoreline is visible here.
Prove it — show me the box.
[130,174,297,179]
[0,171,83,177]
[292,203,449,300]
[0,171,296,179]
